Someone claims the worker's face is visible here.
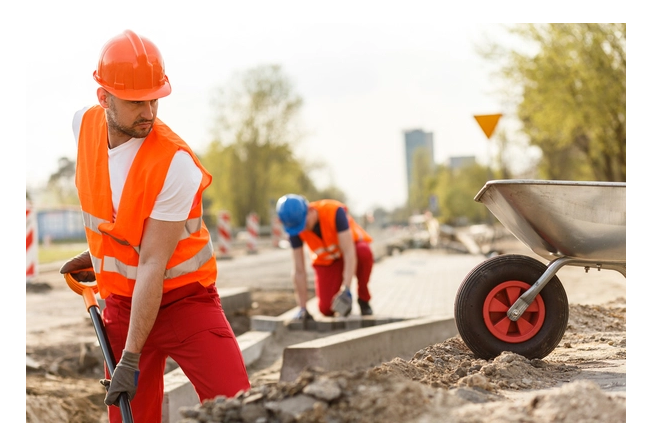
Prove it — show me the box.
[98,89,158,143]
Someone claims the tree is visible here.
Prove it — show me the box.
[47,157,79,205]
[482,23,626,182]
[430,163,490,226]
[202,65,319,226]
[407,147,436,214]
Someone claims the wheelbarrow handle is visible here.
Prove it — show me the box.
[64,271,134,423]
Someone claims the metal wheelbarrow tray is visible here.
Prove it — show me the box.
[454,179,626,360]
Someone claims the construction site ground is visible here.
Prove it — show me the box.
[25,236,633,424]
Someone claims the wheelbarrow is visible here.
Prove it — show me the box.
[454,179,626,360]
[64,270,134,423]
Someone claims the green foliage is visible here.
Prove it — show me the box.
[489,24,626,182]
[46,157,79,205]
[202,65,323,226]
[430,164,490,226]
[407,147,436,214]
[407,151,490,225]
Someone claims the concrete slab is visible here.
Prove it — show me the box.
[237,330,273,366]
[250,315,286,333]
[279,315,457,382]
[218,287,251,314]
[162,368,200,423]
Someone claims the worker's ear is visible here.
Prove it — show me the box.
[97,88,110,109]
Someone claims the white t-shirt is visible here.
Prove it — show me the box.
[72,107,202,221]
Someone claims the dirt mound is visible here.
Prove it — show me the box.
[176,334,624,423]
[175,299,626,423]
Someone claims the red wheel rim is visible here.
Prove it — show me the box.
[482,280,546,343]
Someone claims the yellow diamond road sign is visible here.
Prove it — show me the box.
[474,114,502,139]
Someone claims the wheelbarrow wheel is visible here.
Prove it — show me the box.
[454,254,568,360]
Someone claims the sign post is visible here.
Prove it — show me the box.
[473,113,502,177]
[474,113,502,225]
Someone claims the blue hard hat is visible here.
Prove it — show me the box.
[276,194,308,236]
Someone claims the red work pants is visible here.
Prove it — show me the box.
[102,282,250,423]
[313,240,374,316]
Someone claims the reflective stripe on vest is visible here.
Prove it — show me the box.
[82,209,212,279]
[82,210,204,251]
[311,244,341,262]
[90,253,102,274]
[97,240,214,280]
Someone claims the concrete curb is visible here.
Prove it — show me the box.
[218,286,251,314]
[160,278,459,422]
[279,315,457,383]
[162,314,457,421]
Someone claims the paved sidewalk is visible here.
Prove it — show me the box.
[291,234,627,325]
[276,249,488,331]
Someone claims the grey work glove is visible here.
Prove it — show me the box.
[59,249,96,282]
[100,350,141,406]
[331,286,353,317]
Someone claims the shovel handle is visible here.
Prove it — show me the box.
[64,268,99,312]
[64,272,135,423]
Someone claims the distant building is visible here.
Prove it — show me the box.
[36,207,85,242]
[448,155,476,170]
[404,129,434,190]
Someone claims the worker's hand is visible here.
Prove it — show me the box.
[100,350,141,406]
[331,286,353,317]
[59,249,95,282]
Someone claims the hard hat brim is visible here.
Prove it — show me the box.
[94,73,172,101]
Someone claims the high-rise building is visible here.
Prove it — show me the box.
[404,129,434,190]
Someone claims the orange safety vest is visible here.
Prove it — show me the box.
[299,199,372,266]
[76,105,217,299]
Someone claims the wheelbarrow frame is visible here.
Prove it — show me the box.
[475,179,626,321]
[454,179,626,360]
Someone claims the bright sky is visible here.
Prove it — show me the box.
[23,2,640,216]
[20,3,640,214]
[23,1,552,216]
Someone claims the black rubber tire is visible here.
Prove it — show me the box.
[454,254,569,360]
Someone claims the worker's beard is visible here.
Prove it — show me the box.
[106,98,154,139]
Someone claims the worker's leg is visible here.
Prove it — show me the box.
[103,294,168,423]
[313,260,344,316]
[162,283,250,401]
[354,241,374,302]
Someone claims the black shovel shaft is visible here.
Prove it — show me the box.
[66,274,135,423]
[89,305,134,423]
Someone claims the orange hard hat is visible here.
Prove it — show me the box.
[93,30,171,101]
